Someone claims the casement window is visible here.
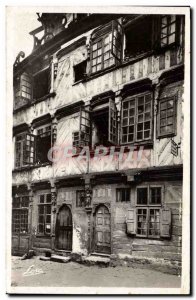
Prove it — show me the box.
[121,92,153,144]
[90,20,123,74]
[158,96,177,138]
[14,72,32,109]
[74,60,87,82]
[38,193,52,235]
[72,100,118,148]
[15,133,35,168]
[152,15,182,50]
[126,186,172,239]
[116,188,130,202]
[33,67,51,100]
[160,15,177,47]
[76,190,85,207]
[12,195,29,234]
[36,124,52,164]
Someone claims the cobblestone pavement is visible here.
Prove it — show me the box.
[11,256,181,288]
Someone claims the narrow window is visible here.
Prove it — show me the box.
[158,96,176,137]
[38,193,52,235]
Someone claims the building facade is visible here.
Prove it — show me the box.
[12,13,184,268]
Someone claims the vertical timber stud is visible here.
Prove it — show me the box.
[27,183,33,251]
[50,179,57,250]
[152,79,161,166]
[84,175,93,254]
[115,90,122,169]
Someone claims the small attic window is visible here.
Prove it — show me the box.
[74,61,87,83]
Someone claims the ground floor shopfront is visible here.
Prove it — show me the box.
[12,166,182,269]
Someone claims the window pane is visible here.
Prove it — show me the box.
[46,194,51,203]
[137,208,147,236]
[137,188,148,205]
[149,209,160,236]
[150,187,162,204]
[40,195,45,203]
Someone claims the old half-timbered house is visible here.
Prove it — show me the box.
[12,13,184,271]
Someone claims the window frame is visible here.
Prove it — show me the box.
[37,193,52,236]
[116,188,131,202]
[90,32,115,74]
[12,194,30,235]
[121,91,153,145]
[15,132,35,169]
[135,185,163,238]
[35,123,52,164]
[160,15,177,48]
[157,95,177,139]
[90,20,123,75]
[32,67,51,101]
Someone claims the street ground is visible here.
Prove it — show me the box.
[11,256,181,288]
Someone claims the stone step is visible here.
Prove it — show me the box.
[39,256,51,261]
[50,255,71,263]
[82,255,110,267]
[91,252,110,258]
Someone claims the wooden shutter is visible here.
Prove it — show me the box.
[152,16,161,50]
[79,108,91,146]
[23,133,35,165]
[15,134,25,168]
[126,208,136,235]
[160,208,172,238]
[111,19,124,62]
[108,99,118,144]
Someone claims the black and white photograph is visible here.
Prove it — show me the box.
[6,6,190,295]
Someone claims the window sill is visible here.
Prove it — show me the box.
[120,140,153,148]
[13,92,56,114]
[157,133,176,140]
[72,79,86,86]
[33,162,52,168]
[13,162,52,172]
[35,234,51,238]
[135,235,161,240]
[32,92,56,105]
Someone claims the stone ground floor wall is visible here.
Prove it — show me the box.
[12,179,182,268]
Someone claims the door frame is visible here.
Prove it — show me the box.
[92,203,111,254]
[55,204,73,251]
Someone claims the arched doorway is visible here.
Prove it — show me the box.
[55,205,72,251]
[94,205,111,254]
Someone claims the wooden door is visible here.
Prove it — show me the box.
[56,205,72,251]
[94,205,111,254]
